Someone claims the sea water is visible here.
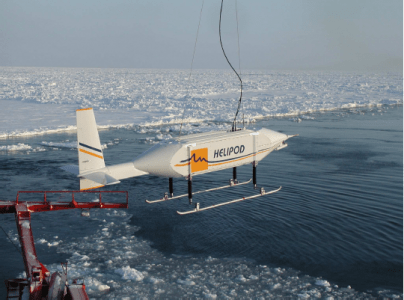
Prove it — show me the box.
[0,105,402,299]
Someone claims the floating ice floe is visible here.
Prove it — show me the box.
[33,208,402,299]
[0,143,32,151]
[47,241,61,247]
[316,279,331,287]
[40,141,78,149]
[115,266,144,281]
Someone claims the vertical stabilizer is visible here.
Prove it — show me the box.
[76,108,106,190]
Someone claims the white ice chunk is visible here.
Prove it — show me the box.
[0,144,32,151]
[115,266,144,281]
[144,277,163,284]
[177,278,196,286]
[315,279,331,287]
[235,275,247,283]
[47,241,60,247]
[85,277,110,292]
[203,292,217,299]
[40,141,77,148]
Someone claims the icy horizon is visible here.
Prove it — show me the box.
[0,67,402,138]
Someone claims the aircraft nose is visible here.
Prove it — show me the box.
[258,128,288,143]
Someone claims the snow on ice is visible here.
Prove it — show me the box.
[0,67,401,138]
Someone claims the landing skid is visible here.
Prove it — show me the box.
[145,179,252,204]
[177,186,282,215]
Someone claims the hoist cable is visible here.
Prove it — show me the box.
[235,0,242,76]
[0,224,22,255]
[179,0,205,137]
[219,0,243,131]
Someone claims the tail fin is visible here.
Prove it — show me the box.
[76,108,106,190]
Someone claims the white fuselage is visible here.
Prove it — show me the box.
[67,108,293,190]
[132,128,289,178]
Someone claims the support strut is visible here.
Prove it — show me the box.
[169,178,174,197]
[188,177,192,204]
[233,167,237,181]
[253,162,257,188]
[146,179,252,203]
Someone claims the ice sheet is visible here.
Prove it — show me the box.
[0,67,401,138]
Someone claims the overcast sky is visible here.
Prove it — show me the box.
[0,0,402,71]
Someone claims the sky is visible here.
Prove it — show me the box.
[0,0,402,71]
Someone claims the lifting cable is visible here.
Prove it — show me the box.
[0,224,22,255]
[219,0,243,131]
[235,0,242,76]
[179,0,205,137]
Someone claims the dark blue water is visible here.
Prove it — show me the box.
[0,105,402,297]
[129,106,403,295]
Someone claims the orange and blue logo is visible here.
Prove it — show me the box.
[190,148,208,172]
[175,147,209,173]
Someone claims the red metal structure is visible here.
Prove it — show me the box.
[0,190,128,300]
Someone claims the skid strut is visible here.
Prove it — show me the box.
[188,176,193,204]
[230,167,238,186]
[253,162,257,188]
[169,178,174,197]
[146,179,252,203]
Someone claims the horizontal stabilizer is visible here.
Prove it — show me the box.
[60,165,80,175]
[79,172,121,186]
[80,178,104,190]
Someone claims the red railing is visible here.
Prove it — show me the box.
[14,190,129,212]
[2,190,128,299]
